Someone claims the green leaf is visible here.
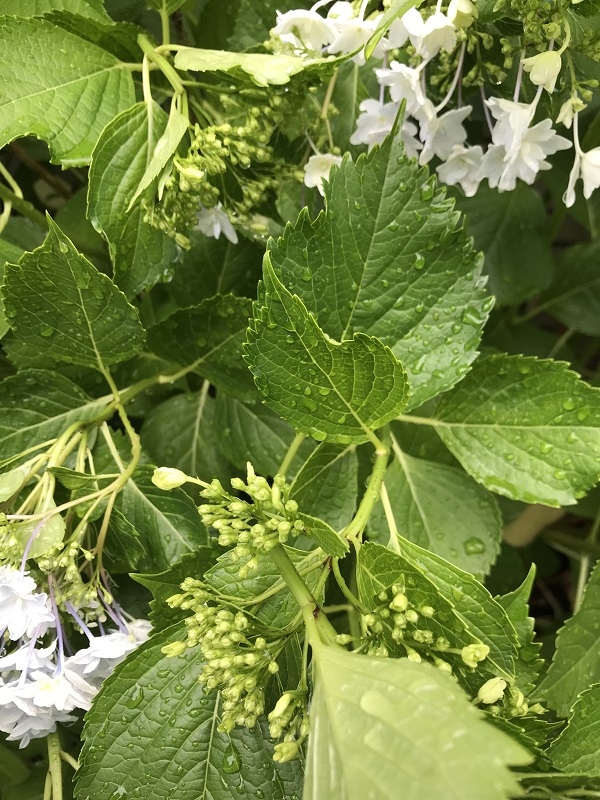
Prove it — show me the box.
[0,370,107,468]
[103,507,147,573]
[106,464,208,572]
[386,539,520,677]
[133,548,218,630]
[304,647,531,800]
[142,388,233,484]
[297,513,349,557]
[0,0,111,21]
[0,741,29,787]
[147,294,255,400]
[245,258,410,444]
[369,434,501,575]
[0,16,135,165]
[454,184,553,306]
[76,624,303,800]
[174,48,306,87]
[410,354,600,507]
[3,220,145,372]
[214,395,313,478]
[46,11,142,63]
[15,505,66,560]
[128,108,189,209]
[357,541,516,681]
[540,239,600,335]
[537,559,600,717]
[496,566,543,692]
[267,120,490,410]
[291,443,358,531]
[548,685,600,775]
[205,545,323,629]
[147,0,188,12]
[88,102,178,299]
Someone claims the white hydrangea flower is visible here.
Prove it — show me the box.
[0,693,75,749]
[436,145,484,196]
[564,147,600,207]
[0,566,55,641]
[350,99,398,149]
[522,51,562,94]
[196,203,238,245]
[0,640,56,673]
[481,120,571,191]
[486,97,536,152]
[326,2,381,63]
[403,7,457,60]
[376,61,427,117]
[24,667,97,712]
[303,153,343,195]
[66,632,138,677]
[272,9,336,53]
[418,105,472,164]
[385,16,409,48]
[399,119,423,160]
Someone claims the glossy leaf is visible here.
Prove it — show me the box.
[304,647,531,800]
[246,259,410,444]
[0,370,107,468]
[88,102,178,298]
[1,0,111,20]
[369,435,502,575]
[548,685,600,775]
[0,16,135,165]
[267,125,490,409]
[76,624,304,800]
[291,443,358,531]
[410,354,600,507]
[537,559,600,717]
[147,294,255,400]
[298,513,349,557]
[541,239,600,335]
[142,388,233,485]
[3,221,145,372]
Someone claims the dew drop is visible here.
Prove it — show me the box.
[463,537,485,555]
[222,743,241,774]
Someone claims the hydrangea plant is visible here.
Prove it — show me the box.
[0,1,599,799]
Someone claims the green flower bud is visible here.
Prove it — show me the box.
[461,643,490,668]
[152,466,188,490]
[477,678,507,705]
[161,641,187,657]
[389,593,409,612]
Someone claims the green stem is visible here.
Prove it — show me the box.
[269,544,339,646]
[543,528,600,559]
[277,432,305,476]
[159,4,170,46]
[60,750,79,771]
[0,182,48,229]
[47,732,63,800]
[342,432,389,543]
[574,507,600,612]
[331,558,368,612]
[138,34,184,95]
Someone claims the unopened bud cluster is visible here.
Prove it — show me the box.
[479,677,546,720]
[268,691,309,763]
[165,583,284,734]
[363,582,490,675]
[198,465,304,577]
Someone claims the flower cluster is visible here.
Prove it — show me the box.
[0,564,150,747]
[268,0,600,207]
[165,584,284,734]
[361,581,490,676]
[268,691,309,763]
[196,465,305,577]
[476,676,546,719]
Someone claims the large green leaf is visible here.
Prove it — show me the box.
[267,126,490,410]
[214,394,313,478]
[88,102,178,298]
[0,370,107,468]
[291,443,358,531]
[369,435,502,575]
[246,259,410,444]
[3,220,145,372]
[1,0,111,20]
[147,294,255,399]
[304,647,531,800]
[403,354,600,507]
[547,685,600,775]
[389,538,519,675]
[0,16,135,165]
[142,388,233,484]
[76,624,303,800]
[358,541,517,680]
[454,184,552,306]
[537,560,600,717]
[174,48,305,87]
[540,239,600,335]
